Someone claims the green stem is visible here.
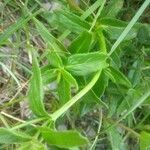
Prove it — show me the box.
[50,71,101,121]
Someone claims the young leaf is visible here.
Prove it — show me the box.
[40,127,88,148]
[41,69,57,85]
[58,69,78,105]
[58,74,71,105]
[107,66,132,88]
[28,53,48,117]
[140,131,150,150]
[0,128,32,143]
[68,31,92,54]
[62,69,78,90]
[93,71,108,98]
[34,18,66,54]
[66,52,108,76]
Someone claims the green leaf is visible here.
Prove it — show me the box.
[41,69,57,85]
[34,18,66,54]
[106,125,125,150]
[117,89,141,116]
[62,69,78,90]
[68,31,92,54]
[0,128,32,143]
[18,141,45,150]
[58,69,78,105]
[119,91,150,122]
[47,51,63,68]
[140,131,150,150]
[101,0,124,18]
[40,127,88,148]
[107,67,132,88]
[128,60,142,87]
[66,52,108,76]
[137,26,150,45]
[28,53,48,117]
[54,11,90,33]
[58,73,71,105]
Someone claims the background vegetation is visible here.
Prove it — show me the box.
[0,0,150,149]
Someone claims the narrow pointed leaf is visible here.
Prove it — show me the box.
[28,54,48,117]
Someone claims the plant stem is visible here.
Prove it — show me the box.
[50,71,101,121]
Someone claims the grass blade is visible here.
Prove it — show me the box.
[108,0,150,56]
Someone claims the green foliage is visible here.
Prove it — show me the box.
[28,53,48,117]
[0,128,32,143]
[40,127,88,148]
[66,52,108,76]
[0,0,150,149]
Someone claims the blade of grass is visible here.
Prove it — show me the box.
[0,9,42,45]
[108,0,150,56]
[0,62,21,87]
[89,0,106,32]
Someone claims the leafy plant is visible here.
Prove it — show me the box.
[0,0,150,149]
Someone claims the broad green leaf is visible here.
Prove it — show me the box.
[0,128,31,143]
[68,31,92,54]
[140,131,150,150]
[40,127,88,148]
[28,53,48,117]
[18,141,45,150]
[104,26,137,40]
[100,18,138,40]
[100,18,128,28]
[107,66,132,88]
[66,52,108,76]
[53,11,90,33]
